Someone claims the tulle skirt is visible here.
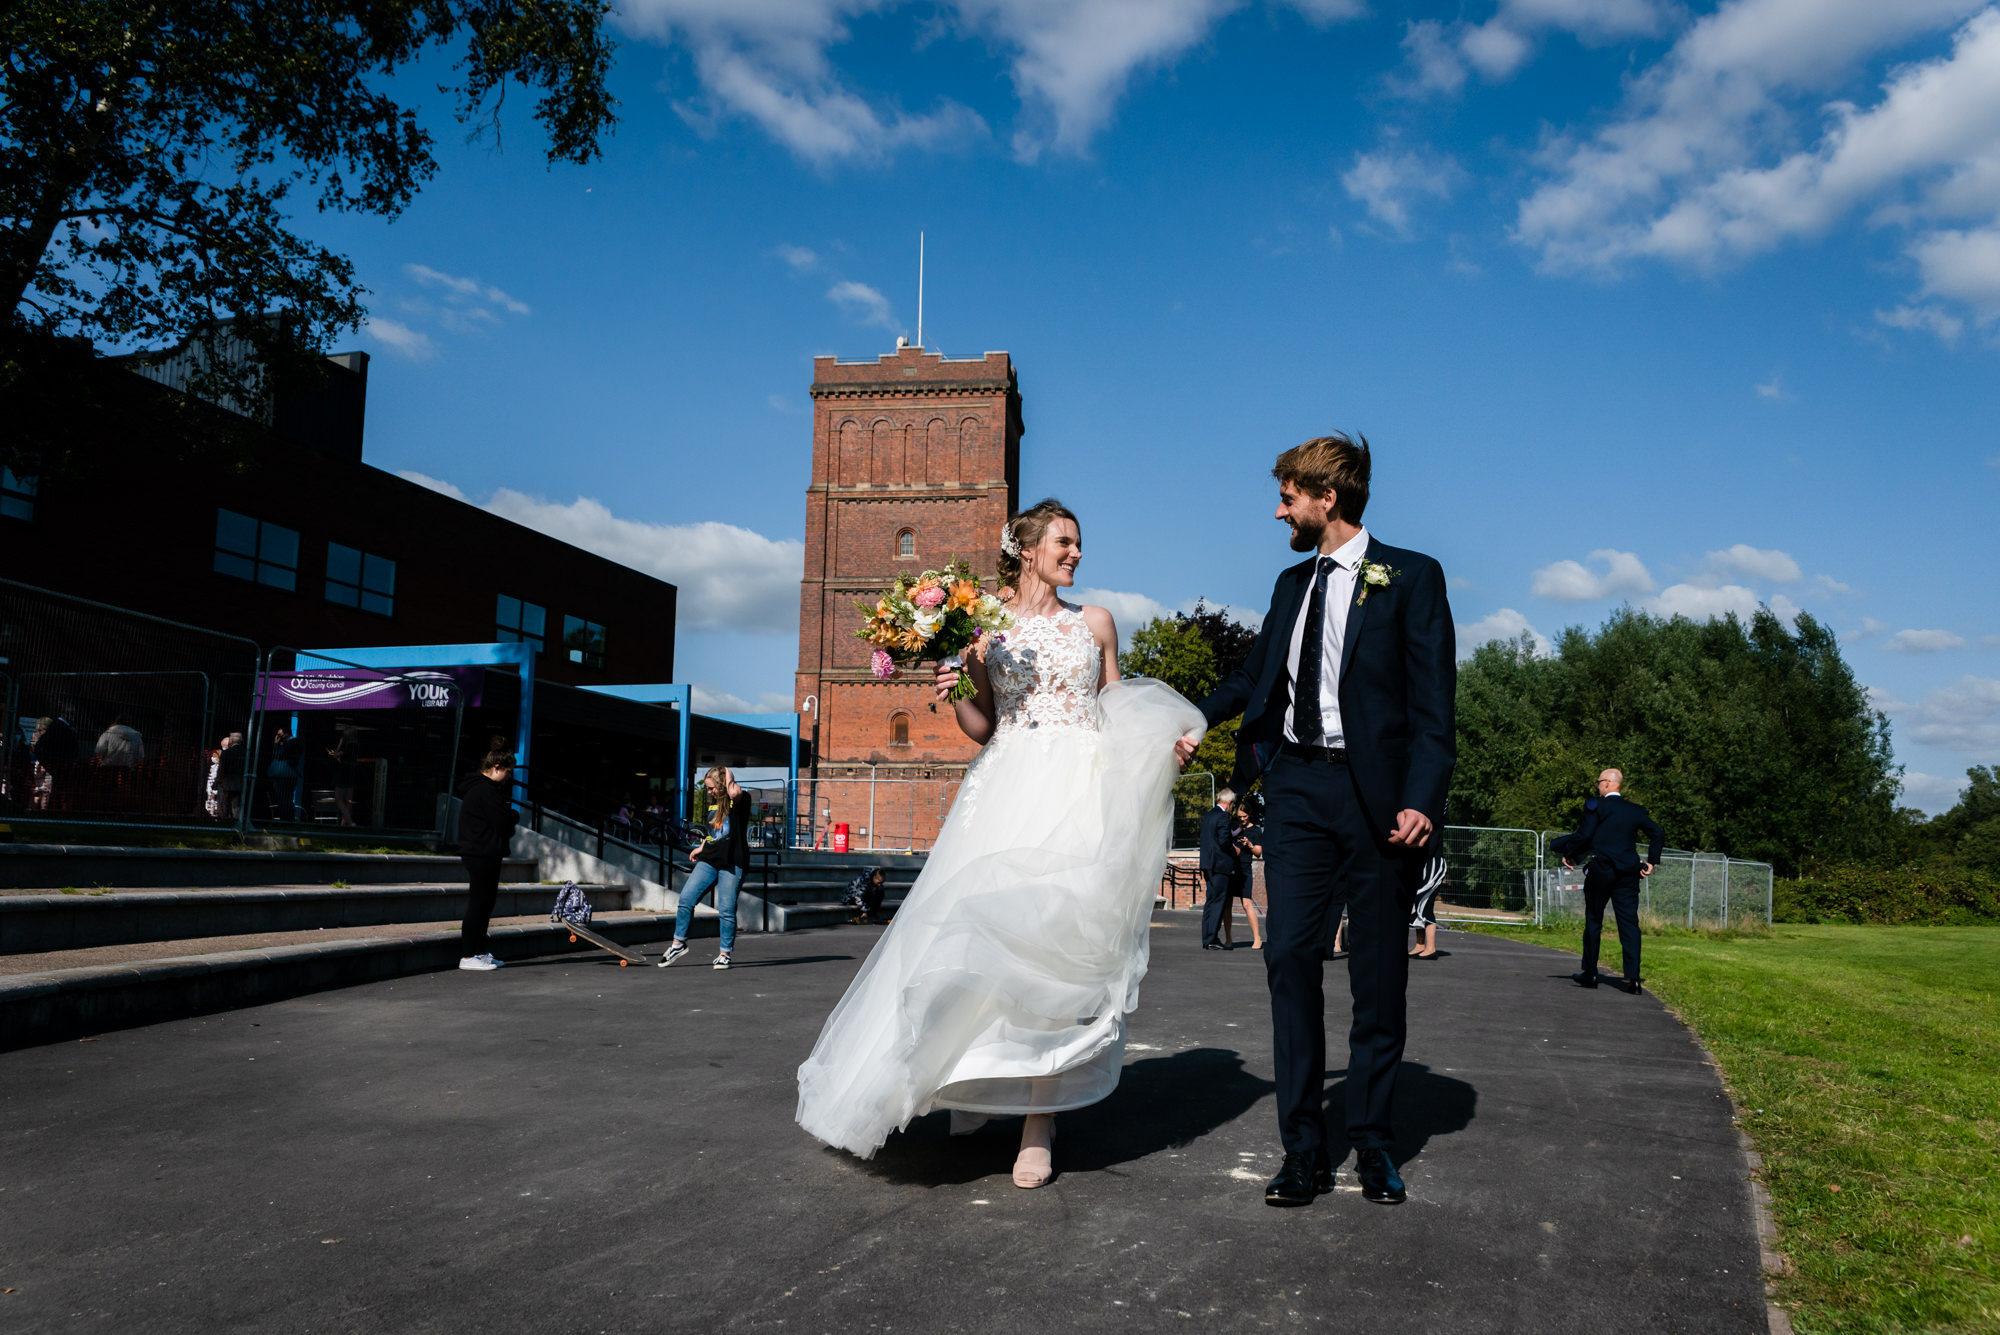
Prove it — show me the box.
[795,679,1205,1158]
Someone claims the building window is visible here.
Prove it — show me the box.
[1,467,36,522]
[896,529,915,558]
[890,711,911,745]
[213,509,299,591]
[496,595,546,653]
[326,542,396,616]
[563,615,607,670]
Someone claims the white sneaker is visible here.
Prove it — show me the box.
[657,941,689,968]
[712,953,732,970]
[458,954,500,972]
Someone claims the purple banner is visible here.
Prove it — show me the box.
[261,666,489,712]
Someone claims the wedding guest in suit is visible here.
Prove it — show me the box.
[1198,789,1239,950]
[1550,768,1664,994]
[1183,432,1455,1208]
[1222,805,1265,950]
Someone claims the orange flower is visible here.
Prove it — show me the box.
[948,580,979,610]
[899,626,928,652]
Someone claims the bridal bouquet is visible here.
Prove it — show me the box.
[856,560,1014,704]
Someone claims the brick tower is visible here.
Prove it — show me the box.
[795,346,1022,846]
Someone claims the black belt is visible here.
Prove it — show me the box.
[1281,741,1348,764]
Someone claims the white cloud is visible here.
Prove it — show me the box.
[396,469,469,501]
[1705,543,1802,583]
[1900,770,1969,811]
[775,244,820,271]
[1514,0,1999,302]
[1910,225,2000,320]
[1393,0,1670,99]
[406,263,531,315]
[1845,616,1889,641]
[1342,146,1468,234]
[480,491,802,633]
[1648,582,1761,620]
[1754,374,1788,399]
[1530,548,1656,601]
[1815,574,1857,596]
[1875,303,1966,343]
[363,317,435,361]
[1985,634,2000,648]
[691,685,798,714]
[1070,587,1174,648]
[1884,628,1968,653]
[827,279,897,328]
[620,0,1361,165]
[1458,607,1550,657]
[1903,674,2000,751]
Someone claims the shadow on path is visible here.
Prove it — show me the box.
[1322,1061,1478,1169]
[861,1047,1274,1186]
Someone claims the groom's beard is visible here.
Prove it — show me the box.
[1288,517,1325,552]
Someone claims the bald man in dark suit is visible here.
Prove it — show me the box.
[1550,768,1664,994]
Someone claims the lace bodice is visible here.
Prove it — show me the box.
[986,602,1102,737]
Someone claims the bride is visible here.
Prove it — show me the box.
[795,498,1205,1187]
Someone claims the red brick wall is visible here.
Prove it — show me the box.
[795,347,1022,776]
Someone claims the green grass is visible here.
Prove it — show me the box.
[1464,921,2000,1334]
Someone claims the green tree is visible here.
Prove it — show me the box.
[1452,608,1901,875]
[1931,766,2000,876]
[1123,616,1217,701]
[3,0,617,469]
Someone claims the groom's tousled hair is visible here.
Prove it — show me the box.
[1275,433,1370,524]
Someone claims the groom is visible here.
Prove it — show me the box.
[1181,433,1455,1207]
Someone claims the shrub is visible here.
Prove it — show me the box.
[1775,862,2000,925]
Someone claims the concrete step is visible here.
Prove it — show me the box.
[0,844,537,891]
[0,912,695,1051]
[0,884,629,955]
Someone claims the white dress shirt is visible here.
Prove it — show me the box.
[1283,526,1369,748]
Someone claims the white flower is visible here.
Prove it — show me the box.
[1364,566,1391,586]
[913,609,942,636]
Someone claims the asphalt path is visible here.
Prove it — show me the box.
[0,919,1767,1333]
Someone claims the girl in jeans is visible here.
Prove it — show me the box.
[661,766,750,970]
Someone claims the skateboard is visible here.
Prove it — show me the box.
[563,921,648,966]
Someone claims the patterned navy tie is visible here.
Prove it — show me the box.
[1292,556,1336,744]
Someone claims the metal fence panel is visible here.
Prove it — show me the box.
[1536,838,1772,929]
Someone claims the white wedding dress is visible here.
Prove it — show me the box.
[795,602,1206,1159]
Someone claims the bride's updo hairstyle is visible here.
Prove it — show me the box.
[997,497,1081,590]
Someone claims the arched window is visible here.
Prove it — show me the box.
[890,712,911,745]
[896,529,915,559]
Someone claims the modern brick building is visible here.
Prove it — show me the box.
[793,345,1022,838]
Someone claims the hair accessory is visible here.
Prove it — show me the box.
[999,523,1022,559]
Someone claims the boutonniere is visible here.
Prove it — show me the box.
[1355,557,1399,604]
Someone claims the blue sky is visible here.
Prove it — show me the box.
[304,0,1999,811]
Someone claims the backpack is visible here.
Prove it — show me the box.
[550,882,592,926]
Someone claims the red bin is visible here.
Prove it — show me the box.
[832,822,850,853]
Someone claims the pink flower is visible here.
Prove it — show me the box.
[913,585,946,608]
[870,649,898,680]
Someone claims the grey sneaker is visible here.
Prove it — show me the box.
[712,953,732,970]
[657,941,689,968]
[458,954,500,972]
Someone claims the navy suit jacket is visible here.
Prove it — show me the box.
[1198,804,1234,874]
[1551,794,1664,874]
[1198,537,1456,830]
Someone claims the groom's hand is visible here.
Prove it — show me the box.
[1387,809,1433,847]
[1174,735,1200,766]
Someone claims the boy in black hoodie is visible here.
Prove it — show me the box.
[457,751,519,971]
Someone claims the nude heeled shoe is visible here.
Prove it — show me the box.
[1013,1119,1057,1189]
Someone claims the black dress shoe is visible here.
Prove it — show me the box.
[1571,971,1599,988]
[1353,1148,1406,1204]
[1264,1152,1332,1207]
[1621,977,1643,994]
